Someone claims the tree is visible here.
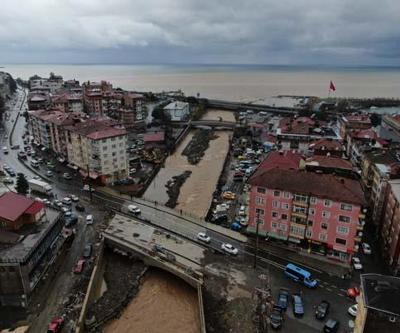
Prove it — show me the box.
[16,173,29,195]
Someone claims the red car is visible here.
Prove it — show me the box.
[347,286,360,299]
[48,317,64,333]
[73,259,86,274]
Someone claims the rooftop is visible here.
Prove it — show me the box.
[143,131,165,142]
[249,168,365,205]
[0,192,43,222]
[309,138,344,151]
[0,208,60,263]
[65,117,127,140]
[361,273,400,317]
[305,155,353,170]
[164,101,189,110]
[342,114,371,124]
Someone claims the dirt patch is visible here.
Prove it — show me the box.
[165,170,192,208]
[85,250,147,331]
[104,268,200,333]
[182,129,219,165]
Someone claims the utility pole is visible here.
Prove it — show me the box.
[253,211,261,269]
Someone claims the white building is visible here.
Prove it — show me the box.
[163,101,190,121]
[65,118,128,184]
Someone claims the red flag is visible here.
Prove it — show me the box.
[329,80,336,91]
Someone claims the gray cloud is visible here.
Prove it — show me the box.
[0,0,399,65]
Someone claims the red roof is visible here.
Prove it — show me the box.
[252,151,303,179]
[279,117,316,135]
[309,139,343,151]
[0,192,39,222]
[306,156,353,170]
[249,168,365,205]
[351,129,377,139]
[143,132,165,142]
[25,201,45,215]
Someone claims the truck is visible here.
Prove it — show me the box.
[28,179,53,196]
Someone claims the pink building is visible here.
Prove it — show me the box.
[248,168,366,262]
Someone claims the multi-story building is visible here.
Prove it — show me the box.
[0,192,63,307]
[30,75,63,94]
[248,168,365,262]
[164,101,190,121]
[354,274,400,332]
[276,117,341,154]
[123,93,144,114]
[338,114,371,140]
[308,138,345,157]
[64,117,128,184]
[82,81,113,116]
[52,93,83,113]
[116,108,136,128]
[380,179,400,275]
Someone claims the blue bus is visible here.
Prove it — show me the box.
[284,263,318,288]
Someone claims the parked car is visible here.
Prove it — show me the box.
[323,319,339,333]
[73,259,86,274]
[2,146,9,154]
[62,197,72,205]
[362,243,372,254]
[277,288,289,311]
[352,257,363,271]
[292,294,304,317]
[76,204,85,212]
[46,170,54,177]
[347,286,360,299]
[83,244,93,258]
[222,191,236,200]
[315,300,330,320]
[239,205,246,216]
[348,304,358,317]
[270,305,284,329]
[128,204,141,215]
[82,184,95,192]
[2,177,14,184]
[212,213,228,224]
[197,232,211,243]
[70,194,79,202]
[86,214,94,225]
[17,151,27,160]
[221,243,239,255]
[47,317,65,333]
[63,172,72,180]
[230,222,242,231]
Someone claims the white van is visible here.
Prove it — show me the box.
[2,146,8,154]
[30,159,39,168]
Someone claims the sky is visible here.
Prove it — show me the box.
[0,0,399,65]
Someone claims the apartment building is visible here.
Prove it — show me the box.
[248,168,365,262]
[52,93,83,113]
[379,114,400,143]
[64,118,128,184]
[164,101,190,121]
[82,81,113,116]
[123,93,144,114]
[308,138,345,157]
[276,117,340,154]
[380,179,400,275]
[338,114,371,139]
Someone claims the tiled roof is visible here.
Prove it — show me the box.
[309,139,343,151]
[306,155,353,170]
[351,128,377,139]
[0,192,38,222]
[251,151,303,179]
[65,117,126,140]
[249,168,365,205]
[143,132,165,142]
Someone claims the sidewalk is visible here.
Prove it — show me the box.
[97,186,248,243]
[255,239,351,278]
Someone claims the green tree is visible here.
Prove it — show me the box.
[16,173,29,195]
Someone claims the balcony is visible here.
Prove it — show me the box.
[356,223,364,231]
[292,200,308,208]
[354,235,362,243]
[291,210,307,219]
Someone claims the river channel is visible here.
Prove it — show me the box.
[143,109,235,218]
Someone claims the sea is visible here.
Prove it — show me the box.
[2,64,400,108]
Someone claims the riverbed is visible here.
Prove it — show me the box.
[144,109,234,218]
[104,269,200,333]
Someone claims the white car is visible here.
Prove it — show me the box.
[348,304,358,317]
[221,243,239,255]
[82,184,95,192]
[362,243,372,255]
[70,194,79,202]
[62,197,72,205]
[46,170,53,177]
[352,257,363,271]
[197,232,211,243]
[128,204,141,214]
[86,214,94,225]
[239,205,246,216]
[63,209,72,216]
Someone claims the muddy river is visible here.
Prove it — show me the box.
[144,109,235,218]
[104,269,200,333]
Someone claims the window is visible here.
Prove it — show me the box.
[340,203,353,211]
[274,190,280,197]
[272,222,278,228]
[119,150,124,154]
[319,233,327,241]
[272,211,278,218]
[321,222,328,230]
[335,238,346,245]
[309,208,315,215]
[307,220,313,226]
[256,208,265,216]
[324,199,332,207]
[306,229,312,238]
[119,143,124,147]
[322,211,330,218]
[255,197,265,205]
[112,152,116,157]
[310,196,316,204]
[279,223,287,231]
[272,201,279,208]
[284,192,291,199]
[294,194,308,203]
[293,206,306,214]
[290,225,304,236]
[339,215,351,223]
[281,214,288,220]
[103,154,108,158]
[282,203,289,210]
[102,139,106,143]
[102,146,107,151]
[112,144,116,149]
[111,137,116,141]
[337,226,349,235]
[257,187,266,194]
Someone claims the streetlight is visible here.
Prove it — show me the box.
[254,211,262,269]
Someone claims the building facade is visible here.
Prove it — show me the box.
[248,169,365,262]
[164,101,190,121]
